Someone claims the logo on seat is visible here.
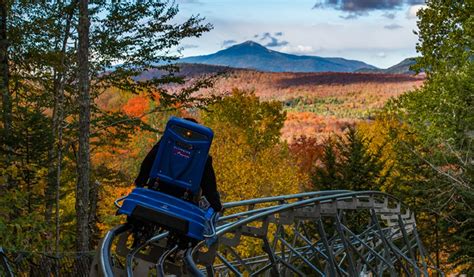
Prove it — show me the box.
[172,146,191,159]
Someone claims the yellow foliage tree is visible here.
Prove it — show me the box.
[202,89,304,202]
[202,89,307,257]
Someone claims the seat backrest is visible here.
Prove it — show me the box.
[149,117,214,195]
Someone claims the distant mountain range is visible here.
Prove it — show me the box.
[179,41,378,73]
[356,58,418,74]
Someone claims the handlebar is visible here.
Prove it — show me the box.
[114,195,128,209]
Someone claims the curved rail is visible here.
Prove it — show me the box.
[91,190,443,276]
[99,224,131,277]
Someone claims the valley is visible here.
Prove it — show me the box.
[138,63,425,142]
[213,70,424,142]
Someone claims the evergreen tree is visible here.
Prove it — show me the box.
[312,127,388,192]
[312,137,339,190]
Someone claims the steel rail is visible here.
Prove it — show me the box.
[215,191,404,236]
[0,247,14,277]
[156,245,178,277]
[209,225,401,272]
[100,224,131,277]
[92,190,439,276]
[222,190,350,209]
[126,232,169,277]
[188,191,429,276]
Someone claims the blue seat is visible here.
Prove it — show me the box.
[118,117,214,240]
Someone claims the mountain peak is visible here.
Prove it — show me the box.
[180,41,377,73]
[224,40,269,54]
[356,57,418,74]
[240,40,263,46]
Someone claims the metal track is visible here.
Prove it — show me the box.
[90,190,443,276]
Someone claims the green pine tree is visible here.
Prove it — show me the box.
[312,137,339,190]
[312,126,388,192]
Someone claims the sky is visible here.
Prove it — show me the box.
[174,0,427,69]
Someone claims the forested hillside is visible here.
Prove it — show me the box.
[205,71,424,141]
[0,0,472,275]
[141,64,424,141]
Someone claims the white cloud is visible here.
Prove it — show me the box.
[406,4,427,19]
[181,44,199,49]
[221,39,237,48]
[280,45,315,54]
[377,52,387,58]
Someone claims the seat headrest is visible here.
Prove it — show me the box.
[149,117,214,194]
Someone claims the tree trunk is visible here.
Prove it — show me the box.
[89,180,99,248]
[435,213,440,275]
[45,1,76,251]
[76,0,91,252]
[46,80,59,231]
[0,1,12,166]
